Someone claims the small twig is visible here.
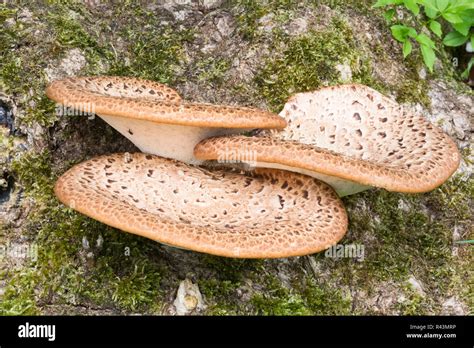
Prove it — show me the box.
[454,240,474,245]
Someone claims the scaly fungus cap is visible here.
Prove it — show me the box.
[46,76,286,164]
[46,76,286,129]
[55,153,348,258]
[194,84,460,195]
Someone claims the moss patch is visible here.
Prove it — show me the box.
[255,17,384,112]
[394,55,431,109]
[250,275,351,315]
[196,57,232,85]
[338,175,473,313]
[1,150,166,314]
[0,2,192,314]
[233,0,298,40]
[199,279,242,315]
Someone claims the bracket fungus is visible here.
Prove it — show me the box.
[46,76,286,164]
[194,84,460,196]
[54,153,348,258]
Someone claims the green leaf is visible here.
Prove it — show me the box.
[449,0,474,12]
[404,0,419,14]
[452,21,471,36]
[460,11,474,26]
[384,8,396,21]
[423,4,439,18]
[441,12,463,23]
[420,0,438,11]
[416,33,436,48]
[418,0,439,18]
[461,57,473,79]
[435,0,449,12]
[391,25,409,42]
[429,20,442,37]
[420,44,435,72]
[470,33,474,48]
[372,0,389,7]
[372,0,403,8]
[407,27,418,38]
[390,25,418,42]
[443,30,469,46]
[403,40,412,57]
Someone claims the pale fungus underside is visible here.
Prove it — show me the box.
[46,76,286,164]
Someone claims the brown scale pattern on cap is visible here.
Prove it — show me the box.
[194,84,460,193]
[46,76,286,129]
[54,153,347,258]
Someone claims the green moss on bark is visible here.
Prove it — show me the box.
[255,17,386,112]
[0,1,471,316]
